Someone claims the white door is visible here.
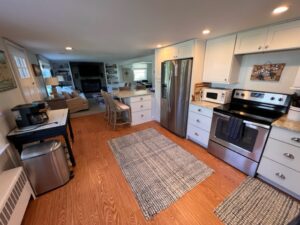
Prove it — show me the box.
[234,27,268,54]
[266,20,300,52]
[6,43,42,103]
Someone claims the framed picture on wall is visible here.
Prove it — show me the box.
[0,50,17,92]
[250,63,285,81]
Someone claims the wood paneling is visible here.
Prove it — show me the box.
[22,113,246,225]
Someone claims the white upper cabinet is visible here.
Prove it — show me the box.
[203,34,240,84]
[234,27,268,54]
[266,20,300,51]
[235,20,300,55]
[161,40,194,60]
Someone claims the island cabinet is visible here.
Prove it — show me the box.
[202,34,241,84]
[123,94,152,125]
[235,20,300,54]
[257,126,300,199]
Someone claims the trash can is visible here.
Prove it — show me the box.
[21,140,70,195]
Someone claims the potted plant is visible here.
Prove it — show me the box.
[288,92,300,121]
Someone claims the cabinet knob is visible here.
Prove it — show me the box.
[141,114,144,118]
[258,46,262,50]
[275,172,286,180]
[283,153,295,159]
[265,45,269,49]
[224,78,227,82]
[194,132,199,136]
[291,137,300,143]
[140,105,143,108]
[198,109,202,112]
[140,97,143,100]
[196,119,200,123]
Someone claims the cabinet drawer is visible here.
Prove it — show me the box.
[131,110,151,125]
[189,104,213,118]
[270,126,300,148]
[257,157,300,196]
[130,100,151,112]
[129,95,151,103]
[187,124,209,148]
[188,112,212,132]
[263,138,300,172]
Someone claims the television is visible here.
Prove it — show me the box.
[73,62,104,77]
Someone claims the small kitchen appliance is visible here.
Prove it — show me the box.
[202,88,233,104]
[208,89,291,176]
[11,102,48,128]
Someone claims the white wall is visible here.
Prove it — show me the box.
[0,38,25,172]
[212,50,300,94]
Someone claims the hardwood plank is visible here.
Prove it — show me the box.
[22,113,246,225]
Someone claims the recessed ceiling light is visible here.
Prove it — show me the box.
[202,29,211,35]
[157,44,162,48]
[65,46,73,51]
[272,5,289,15]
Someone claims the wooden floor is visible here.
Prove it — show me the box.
[22,113,246,225]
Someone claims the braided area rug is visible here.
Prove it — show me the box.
[108,128,213,219]
[215,177,300,225]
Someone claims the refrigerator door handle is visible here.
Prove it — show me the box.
[168,72,172,112]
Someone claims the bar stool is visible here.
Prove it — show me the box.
[105,93,132,130]
[101,90,110,123]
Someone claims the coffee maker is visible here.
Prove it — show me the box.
[11,102,49,128]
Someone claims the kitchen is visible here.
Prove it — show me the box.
[155,18,300,202]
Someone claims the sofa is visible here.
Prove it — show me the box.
[47,91,89,113]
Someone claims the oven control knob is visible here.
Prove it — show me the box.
[241,93,245,97]
[235,92,239,96]
[278,98,283,102]
[270,97,275,101]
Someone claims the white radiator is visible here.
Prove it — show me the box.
[0,167,34,225]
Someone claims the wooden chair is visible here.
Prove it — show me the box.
[105,93,132,130]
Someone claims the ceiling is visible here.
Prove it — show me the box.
[0,0,300,62]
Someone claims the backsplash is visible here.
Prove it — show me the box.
[212,49,300,94]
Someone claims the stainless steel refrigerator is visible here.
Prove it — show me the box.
[160,58,193,137]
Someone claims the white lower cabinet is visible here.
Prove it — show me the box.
[257,126,300,199]
[187,104,213,148]
[124,94,152,125]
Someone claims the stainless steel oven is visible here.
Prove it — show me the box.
[208,89,291,177]
[210,112,270,162]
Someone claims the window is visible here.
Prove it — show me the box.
[13,56,30,79]
[133,68,147,81]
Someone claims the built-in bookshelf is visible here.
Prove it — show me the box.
[105,64,119,84]
[51,62,74,87]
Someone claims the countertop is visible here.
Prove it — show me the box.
[190,101,221,110]
[113,90,153,98]
[272,115,300,133]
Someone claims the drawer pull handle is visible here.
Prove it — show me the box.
[258,46,262,50]
[140,105,143,108]
[194,132,199,136]
[196,119,200,123]
[291,137,300,143]
[283,153,295,159]
[275,172,286,180]
[141,114,144,118]
[140,97,143,101]
[198,109,202,112]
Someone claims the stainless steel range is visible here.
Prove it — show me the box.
[208,89,291,176]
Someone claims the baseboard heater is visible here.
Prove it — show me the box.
[0,167,34,225]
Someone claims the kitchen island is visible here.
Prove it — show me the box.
[113,90,153,125]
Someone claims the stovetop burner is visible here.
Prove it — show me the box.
[214,89,291,125]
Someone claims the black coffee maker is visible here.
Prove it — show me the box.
[11,102,49,128]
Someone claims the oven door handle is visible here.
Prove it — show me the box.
[213,112,270,129]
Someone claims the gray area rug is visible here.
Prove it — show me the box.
[108,128,213,219]
[215,177,300,225]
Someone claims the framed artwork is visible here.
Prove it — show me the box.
[32,64,42,76]
[250,63,285,81]
[0,50,17,92]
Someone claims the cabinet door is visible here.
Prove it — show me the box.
[177,40,194,59]
[202,34,237,83]
[234,27,268,54]
[266,20,300,52]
